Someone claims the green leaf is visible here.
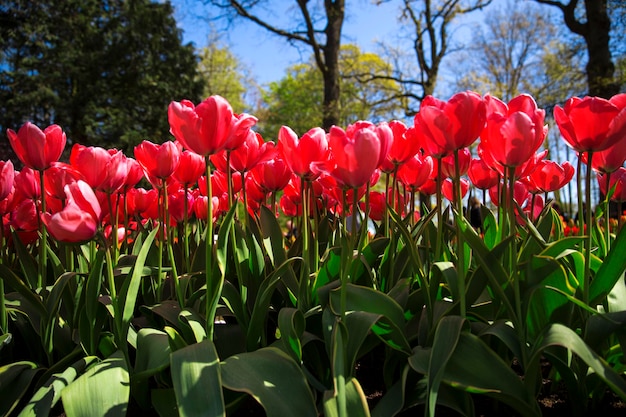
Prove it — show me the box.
[61,351,129,417]
[427,316,465,417]
[329,284,410,354]
[409,332,540,417]
[221,347,317,417]
[590,224,626,304]
[246,257,300,351]
[278,307,305,363]
[178,308,207,344]
[119,228,158,340]
[323,377,371,417]
[0,264,47,318]
[170,339,225,417]
[11,229,39,289]
[134,328,171,378]
[531,323,626,401]
[19,357,98,417]
[0,361,40,417]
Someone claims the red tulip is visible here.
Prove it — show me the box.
[278,126,329,180]
[7,122,66,171]
[168,187,194,223]
[251,153,292,193]
[12,199,39,235]
[224,112,258,151]
[173,150,205,186]
[44,162,84,201]
[439,148,471,179]
[397,154,434,191]
[468,158,499,190]
[598,167,626,201]
[168,95,234,156]
[14,167,41,201]
[480,94,547,168]
[383,121,422,171]
[134,140,181,180]
[0,160,15,201]
[525,160,575,194]
[554,94,626,153]
[120,157,145,193]
[70,144,114,190]
[326,122,383,188]
[442,178,469,202]
[41,180,101,243]
[229,132,276,173]
[581,136,626,174]
[414,91,486,158]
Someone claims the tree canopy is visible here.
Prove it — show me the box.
[0,0,203,158]
[256,44,404,140]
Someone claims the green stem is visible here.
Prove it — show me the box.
[183,185,191,273]
[577,157,584,237]
[163,184,181,306]
[454,150,466,318]
[508,167,522,333]
[38,169,48,288]
[156,186,164,302]
[435,158,443,261]
[583,152,593,305]
[605,173,611,252]
[205,158,216,339]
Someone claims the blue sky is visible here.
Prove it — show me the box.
[171,1,427,85]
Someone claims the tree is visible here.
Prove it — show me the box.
[454,0,586,106]
[374,0,491,115]
[0,0,203,157]
[533,0,622,98]
[206,0,345,131]
[197,35,252,112]
[257,44,404,139]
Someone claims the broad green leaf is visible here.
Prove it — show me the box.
[523,256,574,340]
[61,351,129,417]
[151,389,178,417]
[246,257,300,351]
[164,326,188,352]
[220,347,317,417]
[11,229,38,289]
[409,332,540,417]
[119,228,158,340]
[179,308,207,344]
[278,307,305,363]
[0,361,40,417]
[427,316,465,417]
[329,284,411,354]
[590,225,626,304]
[259,206,298,297]
[134,328,170,378]
[0,264,46,318]
[531,323,626,401]
[42,272,77,360]
[170,339,224,417]
[323,377,371,417]
[19,357,97,417]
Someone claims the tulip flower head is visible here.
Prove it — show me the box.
[168,95,234,157]
[41,180,102,243]
[554,94,626,153]
[7,122,66,171]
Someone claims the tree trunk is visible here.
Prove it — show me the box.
[583,0,619,98]
[321,0,344,130]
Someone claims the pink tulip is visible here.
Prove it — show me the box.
[7,122,66,171]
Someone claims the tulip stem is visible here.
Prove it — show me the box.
[205,159,217,339]
[38,169,48,288]
[435,158,443,261]
[583,152,593,305]
[604,173,611,252]
[454,150,466,318]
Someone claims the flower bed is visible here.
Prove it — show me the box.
[1,92,626,416]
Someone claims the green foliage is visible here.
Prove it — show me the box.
[197,40,250,112]
[0,0,203,152]
[257,44,404,139]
